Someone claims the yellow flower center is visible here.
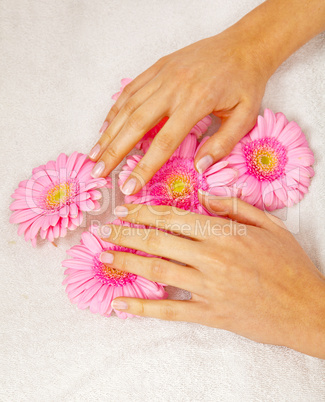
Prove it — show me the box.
[46,183,72,209]
[171,179,187,194]
[254,149,278,173]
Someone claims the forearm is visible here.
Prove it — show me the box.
[229,0,325,78]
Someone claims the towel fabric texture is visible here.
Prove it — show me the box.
[1,0,324,400]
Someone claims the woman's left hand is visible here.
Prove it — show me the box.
[99,194,325,358]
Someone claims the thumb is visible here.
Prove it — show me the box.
[198,190,287,231]
[195,107,257,173]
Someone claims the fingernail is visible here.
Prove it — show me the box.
[100,225,112,237]
[99,120,109,134]
[198,189,211,196]
[91,161,105,178]
[114,206,128,217]
[196,155,214,174]
[100,252,114,264]
[111,300,128,310]
[121,178,136,195]
[89,144,100,159]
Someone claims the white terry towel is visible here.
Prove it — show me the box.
[1,0,324,401]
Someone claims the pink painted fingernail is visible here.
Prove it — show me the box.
[99,120,109,134]
[121,178,136,195]
[196,155,214,174]
[111,300,128,310]
[89,144,100,159]
[100,252,114,264]
[114,206,128,217]
[91,161,105,178]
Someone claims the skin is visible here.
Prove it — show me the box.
[89,0,325,195]
[89,0,325,357]
[99,197,325,359]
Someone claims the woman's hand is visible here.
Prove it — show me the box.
[99,195,325,358]
[89,28,269,194]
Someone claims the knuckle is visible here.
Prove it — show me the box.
[154,134,175,153]
[135,300,145,316]
[219,137,235,156]
[109,103,119,117]
[111,226,126,246]
[123,99,137,116]
[150,259,166,281]
[127,114,145,131]
[156,55,168,65]
[160,303,176,321]
[132,204,146,224]
[146,230,159,250]
[136,158,152,176]
[202,90,217,106]
[117,252,128,272]
[131,205,142,224]
[122,83,134,97]
[105,146,119,160]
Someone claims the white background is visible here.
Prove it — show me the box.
[1,0,324,400]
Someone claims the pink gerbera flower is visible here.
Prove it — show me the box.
[10,152,111,246]
[221,109,314,210]
[62,221,167,319]
[119,134,237,215]
[112,78,212,152]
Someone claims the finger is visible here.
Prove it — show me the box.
[93,91,169,177]
[105,63,162,126]
[120,107,201,195]
[111,297,204,323]
[198,190,282,230]
[195,105,258,173]
[99,224,202,267]
[89,78,161,163]
[113,204,226,241]
[99,250,204,294]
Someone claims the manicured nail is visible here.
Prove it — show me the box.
[196,155,214,174]
[91,161,105,178]
[114,206,128,217]
[198,189,211,196]
[89,144,100,159]
[121,178,136,195]
[100,225,111,237]
[100,252,114,264]
[99,120,109,134]
[111,300,128,310]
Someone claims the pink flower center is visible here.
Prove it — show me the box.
[93,247,137,286]
[146,157,208,210]
[243,138,287,181]
[40,179,79,211]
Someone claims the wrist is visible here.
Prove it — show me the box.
[227,0,325,82]
[294,274,325,359]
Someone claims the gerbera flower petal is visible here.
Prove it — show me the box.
[10,209,40,224]
[67,245,94,261]
[119,136,236,215]
[10,152,111,245]
[81,232,102,254]
[204,161,229,176]
[194,136,210,156]
[70,154,88,179]
[220,108,314,211]
[56,153,68,170]
[62,221,167,319]
[206,168,237,187]
[112,77,133,100]
[189,115,212,138]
